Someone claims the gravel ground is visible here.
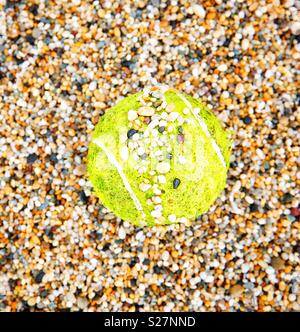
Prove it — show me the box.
[0,0,299,312]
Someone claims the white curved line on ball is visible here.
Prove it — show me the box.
[92,138,146,218]
[176,93,226,168]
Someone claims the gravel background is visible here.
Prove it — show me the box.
[0,0,299,311]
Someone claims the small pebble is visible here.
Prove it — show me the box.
[127,129,138,139]
[173,178,181,189]
[156,161,170,174]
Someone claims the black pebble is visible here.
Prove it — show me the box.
[121,59,132,68]
[143,258,150,265]
[158,126,165,133]
[127,129,137,139]
[40,290,49,298]
[223,38,231,47]
[130,278,137,287]
[173,178,181,189]
[211,88,217,95]
[242,116,252,125]
[166,152,172,160]
[249,203,259,212]
[26,35,35,45]
[34,270,45,284]
[29,4,39,15]
[27,153,38,164]
[195,49,203,59]
[292,242,300,254]
[281,193,293,204]
[129,259,137,268]
[153,265,161,274]
[102,243,110,251]
[79,190,88,204]
[49,153,58,163]
[169,20,178,28]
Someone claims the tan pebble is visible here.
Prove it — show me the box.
[74,164,86,176]
[230,284,244,297]
[271,257,285,270]
[114,27,121,37]
[157,216,166,223]
[28,297,36,306]
[166,103,175,112]
[77,297,88,310]
[138,106,155,116]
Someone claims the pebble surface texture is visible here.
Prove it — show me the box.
[0,0,299,312]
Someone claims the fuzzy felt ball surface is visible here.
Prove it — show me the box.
[87,86,232,226]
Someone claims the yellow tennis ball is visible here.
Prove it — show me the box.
[88,86,232,226]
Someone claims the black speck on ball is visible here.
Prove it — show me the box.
[173,178,181,189]
[27,153,38,164]
[166,152,172,160]
[242,116,252,125]
[127,129,137,139]
[177,126,184,134]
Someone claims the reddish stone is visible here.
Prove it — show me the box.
[291,208,300,217]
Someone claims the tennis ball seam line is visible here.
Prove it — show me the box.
[92,138,146,219]
[176,92,226,168]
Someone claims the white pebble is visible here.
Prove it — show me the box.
[218,64,227,72]
[290,21,300,35]
[167,112,179,122]
[156,161,170,174]
[192,4,206,18]
[120,146,129,161]
[235,83,244,95]
[139,183,151,192]
[242,39,250,50]
[157,175,166,184]
[118,227,126,240]
[128,110,138,121]
[151,209,162,218]
[162,251,170,261]
[152,196,162,204]
[178,156,187,164]
[168,214,177,223]
[89,81,97,91]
